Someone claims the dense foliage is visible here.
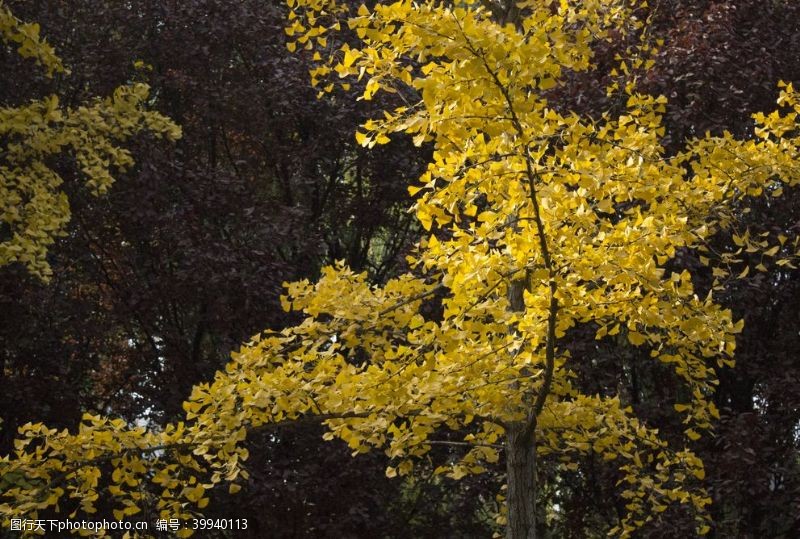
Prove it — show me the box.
[1,1,799,537]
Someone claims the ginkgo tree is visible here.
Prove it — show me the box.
[0,1,180,280]
[3,0,800,537]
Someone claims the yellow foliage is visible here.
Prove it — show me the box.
[3,1,800,537]
[0,2,63,75]
[0,3,181,280]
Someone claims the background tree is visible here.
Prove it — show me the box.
[0,1,180,280]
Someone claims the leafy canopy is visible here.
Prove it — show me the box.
[0,1,180,280]
[2,0,800,536]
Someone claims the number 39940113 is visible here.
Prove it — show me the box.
[191,518,248,530]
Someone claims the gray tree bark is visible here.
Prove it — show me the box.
[505,421,537,539]
[504,278,538,539]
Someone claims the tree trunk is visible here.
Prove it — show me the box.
[505,272,538,538]
[505,421,537,539]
